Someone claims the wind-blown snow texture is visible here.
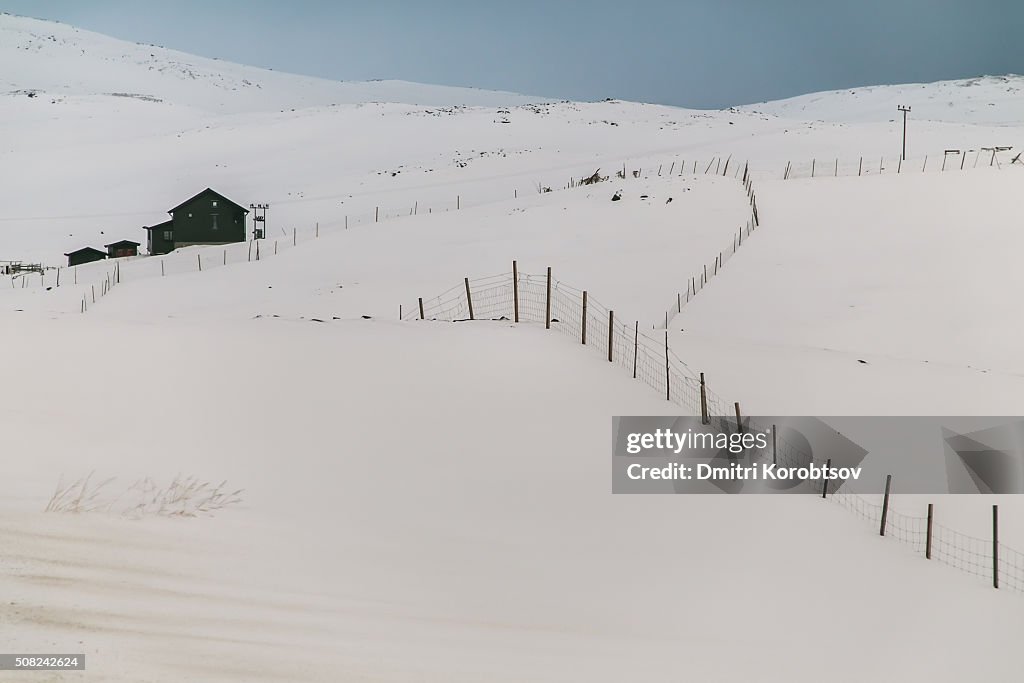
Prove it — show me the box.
[2,12,1024,683]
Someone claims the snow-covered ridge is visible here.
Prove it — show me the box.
[0,12,546,112]
[738,74,1024,125]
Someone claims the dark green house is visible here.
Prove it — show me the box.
[144,188,248,255]
[65,247,107,267]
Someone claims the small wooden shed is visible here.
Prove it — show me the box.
[105,240,140,258]
[65,247,107,267]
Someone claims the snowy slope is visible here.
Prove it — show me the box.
[0,12,544,112]
[3,10,1024,683]
[739,74,1024,125]
[4,13,1022,268]
[2,317,1023,683]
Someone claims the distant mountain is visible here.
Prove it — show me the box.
[0,12,546,113]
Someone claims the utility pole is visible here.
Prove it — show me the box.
[897,105,911,160]
[249,203,268,240]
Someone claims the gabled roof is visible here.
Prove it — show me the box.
[104,239,140,248]
[167,188,249,215]
[64,247,106,257]
[142,220,173,231]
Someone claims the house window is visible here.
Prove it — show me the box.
[211,214,219,230]
[163,231,173,240]
[211,200,218,208]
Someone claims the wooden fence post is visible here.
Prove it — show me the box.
[582,291,588,344]
[897,157,902,174]
[734,402,743,434]
[822,459,831,498]
[457,195,461,210]
[418,297,425,320]
[512,260,520,323]
[993,505,999,589]
[700,372,709,425]
[858,157,863,176]
[772,426,777,465]
[812,158,816,177]
[293,228,297,246]
[607,311,614,362]
[633,321,639,378]
[198,253,202,271]
[880,474,892,536]
[375,207,379,223]
[926,503,933,559]
[161,260,165,276]
[545,267,552,329]
[464,277,474,320]
[664,330,670,401]
[316,222,319,237]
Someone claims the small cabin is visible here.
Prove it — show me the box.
[105,240,140,259]
[65,247,107,267]
[143,189,248,255]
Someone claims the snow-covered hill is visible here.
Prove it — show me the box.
[3,13,1021,267]
[0,12,543,112]
[739,74,1024,125]
[3,11,1024,683]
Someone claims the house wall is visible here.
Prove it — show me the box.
[68,252,106,267]
[171,193,245,246]
[146,221,174,255]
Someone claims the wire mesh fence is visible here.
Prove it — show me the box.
[406,267,1024,597]
[402,267,732,418]
[655,172,760,327]
[782,148,1019,180]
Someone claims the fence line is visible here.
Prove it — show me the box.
[656,165,761,328]
[405,267,1024,596]
[782,147,1019,180]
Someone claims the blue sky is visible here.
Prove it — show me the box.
[2,0,1021,108]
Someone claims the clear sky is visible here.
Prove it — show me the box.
[2,0,1021,108]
